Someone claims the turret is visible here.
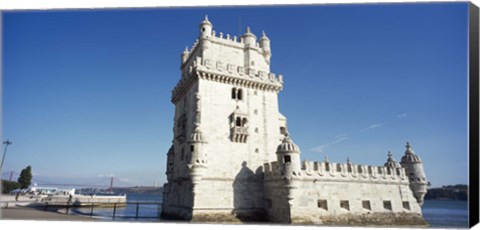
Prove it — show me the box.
[188,126,207,165]
[276,132,301,176]
[181,46,189,64]
[241,26,257,47]
[166,145,174,180]
[187,93,207,190]
[187,124,207,190]
[400,142,428,206]
[199,15,213,39]
[384,151,400,168]
[259,31,271,63]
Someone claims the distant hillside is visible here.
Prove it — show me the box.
[77,186,162,195]
[425,184,468,201]
[113,186,163,195]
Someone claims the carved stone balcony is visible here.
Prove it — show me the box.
[231,126,248,143]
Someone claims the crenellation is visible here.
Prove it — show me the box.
[172,57,284,103]
[265,160,411,185]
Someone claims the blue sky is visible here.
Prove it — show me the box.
[2,3,469,188]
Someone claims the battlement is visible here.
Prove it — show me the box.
[172,55,283,103]
[263,160,408,183]
[182,29,265,65]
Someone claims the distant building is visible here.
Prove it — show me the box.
[161,16,429,225]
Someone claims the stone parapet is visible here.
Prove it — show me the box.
[264,160,408,184]
[182,30,265,67]
[172,59,283,103]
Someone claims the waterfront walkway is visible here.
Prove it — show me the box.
[1,194,94,221]
[1,207,97,221]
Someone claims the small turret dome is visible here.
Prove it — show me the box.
[190,126,204,142]
[276,132,300,154]
[401,142,422,163]
[259,30,269,41]
[384,151,400,168]
[199,15,213,39]
[199,15,212,27]
[242,26,256,38]
[167,145,174,156]
[241,26,257,46]
[181,46,189,64]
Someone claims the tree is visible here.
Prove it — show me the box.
[18,165,32,189]
[1,180,20,194]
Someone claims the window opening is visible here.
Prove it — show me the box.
[362,200,371,210]
[340,200,350,211]
[318,200,328,210]
[383,201,392,211]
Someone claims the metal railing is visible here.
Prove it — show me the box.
[1,200,162,220]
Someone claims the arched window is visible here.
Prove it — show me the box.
[236,117,242,126]
[237,89,243,100]
[242,118,248,127]
[231,88,237,99]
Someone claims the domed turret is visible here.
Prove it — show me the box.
[276,132,301,176]
[190,126,204,143]
[259,31,271,63]
[241,26,257,47]
[187,124,207,190]
[401,142,422,163]
[384,151,400,168]
[181,46,189,64]
[199,15,213,39]
[166,145,174,180]
[188,125,207,166]
[400,142,428,206]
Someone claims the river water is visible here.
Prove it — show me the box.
[71,194,469,228]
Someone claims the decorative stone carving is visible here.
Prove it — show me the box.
[216,61,224,72]
[204,59,212,69]
[238,66,244,76]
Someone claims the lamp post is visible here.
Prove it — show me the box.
[1,139,13,174]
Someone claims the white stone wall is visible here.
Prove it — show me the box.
[198,79,283,178]
[290,181,420,215]
[263,160,422,222]
[190,78,283,212]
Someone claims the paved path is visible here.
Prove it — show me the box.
[1,207,98,221]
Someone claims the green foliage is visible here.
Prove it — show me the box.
[425,184,468,200]
[1,180,20,194]
[17,165,33,189]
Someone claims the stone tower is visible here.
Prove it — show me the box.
[161,16,287,220]
[276,133,302,177]
[400,142,428,206]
